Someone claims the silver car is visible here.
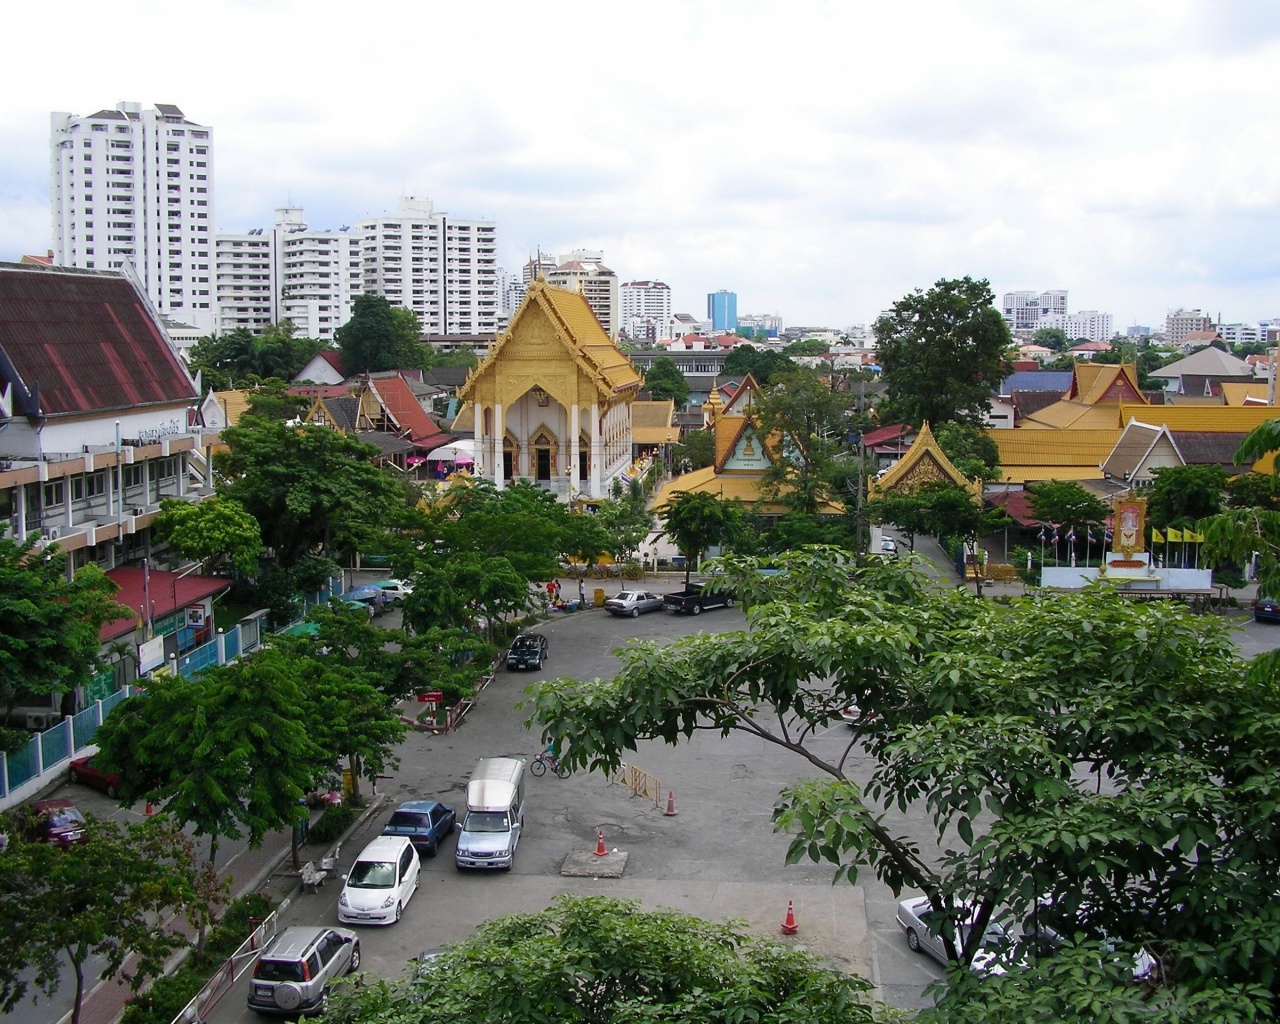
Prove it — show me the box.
[603,590,664,617]
[896,895,1009,974]
[248,925,360,1016]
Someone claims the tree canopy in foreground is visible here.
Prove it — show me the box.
[327,894,876,1024]
[527,548,1279,1019]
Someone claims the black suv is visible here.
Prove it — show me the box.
[248,926,360,1016]
[506,632,549,670]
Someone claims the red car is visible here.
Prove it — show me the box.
[22,799,88,847]
[69,754,122,799]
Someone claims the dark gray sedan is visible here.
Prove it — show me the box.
[603,590,664,617]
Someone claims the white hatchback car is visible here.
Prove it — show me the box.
[338,835,420,926]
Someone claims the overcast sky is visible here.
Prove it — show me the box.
[3,0,1278,331]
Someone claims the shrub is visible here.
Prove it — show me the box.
[308,803,358,845]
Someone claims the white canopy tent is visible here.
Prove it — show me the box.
[425,439,476,463]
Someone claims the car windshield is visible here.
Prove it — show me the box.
[512,637,539,651]
[255,958,305,982]
[387,812,431,829]
[347,859,397,888]
[463,811,510,833]
[614,592,638,601]
[46,807,85,827]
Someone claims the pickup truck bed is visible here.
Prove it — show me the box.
[662,583,735,615]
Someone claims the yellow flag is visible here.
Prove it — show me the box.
[1151,528,1165,544]
[1166,526,1183,543]
[1187,529,1204,543]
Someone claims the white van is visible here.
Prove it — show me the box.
[454,757,526,870]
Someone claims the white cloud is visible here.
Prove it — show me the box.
[2,0,1279,328]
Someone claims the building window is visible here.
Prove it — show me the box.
[43,480,65,508]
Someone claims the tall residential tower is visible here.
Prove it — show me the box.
[51,102,215,332]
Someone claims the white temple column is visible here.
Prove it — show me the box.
[473,401,484,477]
[493,402,504,490]
[590,401,602,496]
[570,402,580,493]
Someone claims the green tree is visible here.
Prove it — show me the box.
[152,495,264,575]
[916,481,1011,596]
[0,814,216,1024]
[93,658,329,868]
[782,337,830,357]
[658,491,745,585]
[1024,480,1109,531]
[672,428,715,472]
[722,344,797,383]
[327,894,876,1024]
[188,322,326,392]
[596,489,655,564]
[642,356,689,406]
[864,490,935,552]
[933,422,1001,481]
[755,367,849,515]
[217,419,402,566]
[526,548,1280,1017]
[332,294,401,373]
[402,553,528,642]
[1146,464,1227,529]
[873,276,1013,427]
[0,537,130,739]
[1031,326,1068,352]
[1226,470,1280,510]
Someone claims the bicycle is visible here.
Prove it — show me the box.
[531,752,571,778]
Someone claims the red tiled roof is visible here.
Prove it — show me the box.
[290,383,353,400]
[100,567,231,642]
[988,489,1039,527]
[0,263,197,417]
[862,423,912,446]
[367,374,452,447]
[318,350,347,374]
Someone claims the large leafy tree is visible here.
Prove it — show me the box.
[188,322,326,392]
[527,548,1279,1018]
[93,656,329,868]
[642,356,689,406]
[1146,464,1227,529]
[873,276,1013,427]
[672,428,715,472]
[864,490,936,553]
[152,495,264,575]
[722,344,797,383]
[1025,480,1109,531]
[0,537,130,737]
[933,422,1001,482]
[1225,470,1280,510]
[217,418,402,566]
[327,894,876,1024]
[335,295,425,373]
[917,481,1011,596]
[0,814,216,1024]
[755,368,849,515]
[658,490,745,584]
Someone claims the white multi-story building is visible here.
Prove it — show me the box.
[620,280,673,342]
[1165,308,1215,347]
[521,254,558,286]
[357,197,499,336]
[1001,290,1068,332]
[1218,322,1262,347]
[214,229,275,335]
[1040,309,1114,343]
[548,251,619,339]
[51,102,215,332]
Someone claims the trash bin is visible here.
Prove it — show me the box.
[594,588,606,608]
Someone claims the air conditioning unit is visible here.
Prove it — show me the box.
[46,526,61,541]
[24,712,53,730]
[131,507,145,517]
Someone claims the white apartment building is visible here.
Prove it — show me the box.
[548,251,619,339]
[51,102,215,332]
[522,254,558,286]
[1001,290,1068,332]
[1039,309,1115,343]
[1218,322,1262,347]
[214,229,275,335]
[357,197,499,336]
[1165,309,1216,347]
[620,280,673,341]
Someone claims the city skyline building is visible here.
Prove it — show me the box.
[1000,289,1068,332]
[1039,309,1114,343]
[51,101,215,332]
[620,280,673,341]
[707,289,737,331]
[1165,308,1216,347]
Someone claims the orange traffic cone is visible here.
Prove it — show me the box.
[780,900,798,935]
[593,829,607,857]
[145,801,154,817]
[663,789,678,816]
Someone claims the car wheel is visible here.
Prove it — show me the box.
[725,596,734,607]
[69,769,80,784]
[906,928,922,953]
[349,941,361,973]
[395,901,403,923]
[630,607,639,618]
[106,783,119,799]
[691,604,702,615]
[425,835,438,857]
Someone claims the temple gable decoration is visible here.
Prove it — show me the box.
[867,421,982,500]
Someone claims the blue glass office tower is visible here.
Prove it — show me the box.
[707,290,737,331]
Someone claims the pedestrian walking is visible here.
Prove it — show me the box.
[578,578,586,606]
